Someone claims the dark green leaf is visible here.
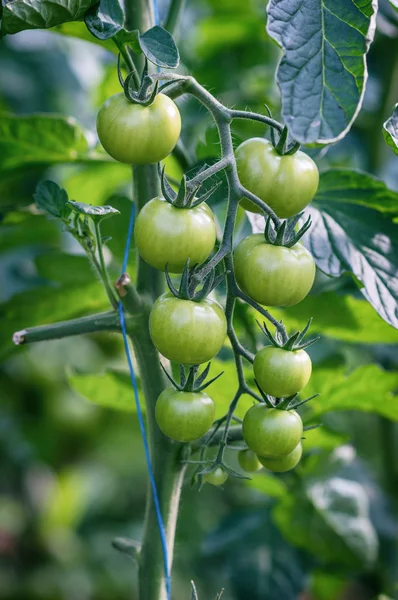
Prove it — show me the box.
[273,477,378,567]
[317,169,398,214]
[305,198,398,329]
[267,0,377,144]
[35,253,94,285]
[85,0,124,40]
[68,369,139,412]
[383,103,398,155]
[0,113,91,171]
[389,0,398,10]
[303,364,398,422]
[68,201,120,222]
[139,26,179,69]
[34,181,69,219]
[1,0,97,35]
[271,293,398,344]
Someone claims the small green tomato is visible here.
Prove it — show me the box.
[258,443,303,472]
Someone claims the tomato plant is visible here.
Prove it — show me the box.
[234,233,315,307]
[242,405,303,458]
[254,346,312,398]
[258,442,303,473]
[238,449,262,473]
[155,388,215,442]
[236,138,319,217]
[149,292,227,364]
[97,93,181,165]
[4,0,398,599]
[134,197,216,273]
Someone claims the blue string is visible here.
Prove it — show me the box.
[153,0,160,27]
[118,202,171,599]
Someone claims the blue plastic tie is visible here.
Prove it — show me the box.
[118,201,171,599]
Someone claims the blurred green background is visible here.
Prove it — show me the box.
[1,0,398,599]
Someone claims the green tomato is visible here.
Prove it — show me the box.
[254,346,312,398]
[242,405,303,458]
[134,198,216,273]
[96,93,181,165]
[149,293,227,365]
[234,234,315,307]
[235,138,319,217]
[258,442,302,472]
[155,387,215,442]
[204,467,228,486]
[238,449,262,473]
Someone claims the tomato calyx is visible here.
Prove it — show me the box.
[263,212,312,248]
[257,318,319,352]
[165,259,226,302]
[254,377,319,412]
[160,165,221,209]
[160,363,224,393]
[264,104,301,156]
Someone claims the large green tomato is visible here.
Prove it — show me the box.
[254,346,312,397]
[259,443,302,472]
[242,405,303,458]
[134,198,216,273]
[235,138,319,217]
[204,467,228,486]
[238,449,262,473]
[234,234,315,307]
[96,93,181,165]
[155,387,215,442]
[149,293,227,364]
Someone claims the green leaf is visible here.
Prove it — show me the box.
[61,163,131,207]
[245,473,287,498]
[389,0,398,10]
[68,200,120,222]
[0,213,59,254]
[34,181,69,219]
[85,0,124,40]
[267,0,377,144]
[303,364,398,422]
[305,194,398,328]
[68,369,138,412]
[1,0,97,35]
[139,26,179,69]
[270,292,398,344]
[317,169,398,214]
[273,477,378,567]
[35,253,94,285]
[0,113,91,171]
[383,103,398,156]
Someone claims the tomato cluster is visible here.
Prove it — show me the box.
[97,87,319,479]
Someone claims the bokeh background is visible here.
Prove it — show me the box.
[1,0,398,599]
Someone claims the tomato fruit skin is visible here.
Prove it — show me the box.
[155,387,215,442]
[234,234,315,307]
[96,93,181,165]
[258,442,302,472]
[149,293,227,365]
[235,138,319,217]
[242,405,303,458]
[204,467,228,486]
[254,346,312,398]
[238,449,262,472]
[134,198,216,273]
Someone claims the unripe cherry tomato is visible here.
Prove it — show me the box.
[254,346,312,398]
[238,449,262,472]
[235,138,319,217]
[96,93,181,165]
[242,404,303,458]
[134,198,216,273]
[258,442,302,472]
[155,388,215,442]
[204,467,228,486]
[234,234,315,307]
[149,293,227,365]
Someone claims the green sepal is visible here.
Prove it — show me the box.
[160,363,223,393]
[165,260,226,302]
[160,164,222,209]
[263,213,312,248]
[257,319,318,352]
